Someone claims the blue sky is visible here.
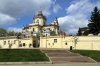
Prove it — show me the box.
[0,0,100,35]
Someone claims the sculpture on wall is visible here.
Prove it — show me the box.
[72,36,79,50]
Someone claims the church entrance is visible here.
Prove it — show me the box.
[33,40,36,48]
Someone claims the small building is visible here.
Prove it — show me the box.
[0,36,38,49]
[80,27,89,35]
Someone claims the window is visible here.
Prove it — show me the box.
[54,39,57,43]
[14,40,16,44]
[65,42,67,45]
[4,41,6,45]
[8,41,10,44]
[33,28,35,31]
[19,44,22,47]
[23,43,25,46]
[29,44,31,47]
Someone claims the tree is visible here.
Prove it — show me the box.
[88,6,100,35]
[0,28,7,37]
[7,31,15,36]
[77,28,82,36]
[83,30,89,35]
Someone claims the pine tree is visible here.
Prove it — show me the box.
[88,6,100,35]
[77,27,82,36]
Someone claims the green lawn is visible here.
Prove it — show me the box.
[69,50,100,62]
[0,49,49,62]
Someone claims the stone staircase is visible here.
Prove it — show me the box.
[41,50,96,64]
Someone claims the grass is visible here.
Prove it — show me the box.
[0,49,49,62]
[69,50,100,62]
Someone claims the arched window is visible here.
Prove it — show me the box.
[23,43,25,46]
[29,44,31,48]
[33,28,35,31]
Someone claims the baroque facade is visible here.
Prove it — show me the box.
[22,9,59,37]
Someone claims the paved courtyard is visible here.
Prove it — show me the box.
[0,63,100,66]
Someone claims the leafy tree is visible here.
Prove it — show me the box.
[77,28,82,36]
[7,31,15,36]
[16,32,22,36]
[7,31,22,36]
[0,28,7,37]
[88,6,100,35]
[0,28,22,37]
[16,32,22,39]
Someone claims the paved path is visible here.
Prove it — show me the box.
[41,50,96,64]
[0,63,100,66]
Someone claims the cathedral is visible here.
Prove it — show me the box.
[22,9,60,37]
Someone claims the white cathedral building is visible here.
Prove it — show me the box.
[22,9,60,37]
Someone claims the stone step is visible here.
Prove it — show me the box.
[50,57,94,62]
[42,50,69,53]
[52,61,96,64]
[42,50,96,64]
[47,53,81,57]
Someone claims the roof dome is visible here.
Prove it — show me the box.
[33,9,47,20]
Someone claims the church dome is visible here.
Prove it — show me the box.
[33,9,47,20]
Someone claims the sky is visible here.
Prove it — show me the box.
[0,0,100,35]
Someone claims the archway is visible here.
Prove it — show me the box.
[33,40,36,48]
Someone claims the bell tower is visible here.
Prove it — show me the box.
[33,7,47,26]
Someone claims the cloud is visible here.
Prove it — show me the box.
[53,4,62,13]
[7,27,22,32]
[0,0,54,25]
[0,13,16,26]
[52,0,56,4]
[58,0,100,35]
[58,14,88,35]
[0,0,53,17]
[66,0,96,15]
